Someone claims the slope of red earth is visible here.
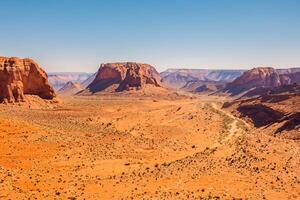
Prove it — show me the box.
[0,95,299,199]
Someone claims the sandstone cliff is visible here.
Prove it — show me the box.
[223,67,300,96]
[223,67,281,96]
[0,57,55,103]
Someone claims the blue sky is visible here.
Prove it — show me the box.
[0,0,300,72]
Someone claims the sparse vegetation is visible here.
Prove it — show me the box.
[0,96,298,199]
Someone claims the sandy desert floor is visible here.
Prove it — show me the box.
[0,95,299,199]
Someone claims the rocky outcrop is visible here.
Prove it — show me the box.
[0,57,55,103]
[280,72,300,85]
[116,63,161,91]
[85,62,161,93]
[223,67,300,96]
[223,67,281,96]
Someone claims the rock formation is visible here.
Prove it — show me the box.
[0,57,55,103]
[223,67,281,96]
[223,67,300,96]
[280,72,300,85]
[85,62,162,93]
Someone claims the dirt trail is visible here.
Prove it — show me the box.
[209,102,250,147]
[211,102,250,128]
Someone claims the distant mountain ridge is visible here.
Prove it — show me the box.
[181,80,227,94]
[57,81,84,95]
[48,67,300,96]
[160,69,245,89]
[48,72,93,90]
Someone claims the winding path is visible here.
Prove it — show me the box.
[209,102,250,148]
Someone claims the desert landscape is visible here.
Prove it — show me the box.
[0,57,299,199]
[1,1,300,199]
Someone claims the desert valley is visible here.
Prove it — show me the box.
[0,56,299,199]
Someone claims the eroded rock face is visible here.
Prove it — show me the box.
[224,67,282,96]
[96,63,127,81]
[223,67,300,96]
[87,62,161,93]
[0,57,55,103]
[280,72,300,85]
[116,63,161,91]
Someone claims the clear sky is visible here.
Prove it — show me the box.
[1,0,300,72]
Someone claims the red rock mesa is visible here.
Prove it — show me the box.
[86,62,162,93]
